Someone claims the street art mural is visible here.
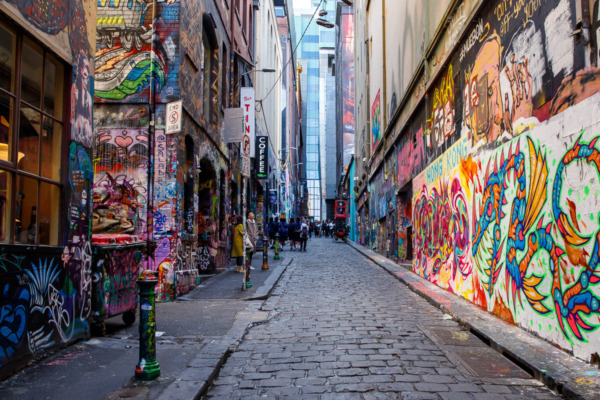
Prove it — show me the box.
[371,90,381,153]
[397,124,426,188]
[461,0,592,152]
[95,0,180,103]
[413,136,472,295]
[0,0,95,378]
[92,128,149,237]
[426,64,457,156]
[354,0,600,362]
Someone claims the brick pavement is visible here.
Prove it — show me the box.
[203,238,559,399]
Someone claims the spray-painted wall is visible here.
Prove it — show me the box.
[94,0,233,301]
[362,0,600,361]
[0,0,96,378]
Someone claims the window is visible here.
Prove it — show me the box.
[202,32,211,121]
[0,23,67,245]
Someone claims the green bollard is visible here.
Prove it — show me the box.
[274,233,280,260]
[245,251,252,289]
[135,270,160,381]
[262,237,269,270]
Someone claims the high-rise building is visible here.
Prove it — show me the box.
[293,0,336,221]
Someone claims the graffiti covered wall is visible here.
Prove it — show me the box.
[0,0,96,378]
[360,0,600,361]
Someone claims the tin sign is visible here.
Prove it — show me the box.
[240,87,255,157]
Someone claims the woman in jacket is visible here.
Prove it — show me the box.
[231,216,244,272]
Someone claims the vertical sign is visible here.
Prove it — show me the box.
[240,87,255,157]
[166,100,182,134]
[256,135,268,179]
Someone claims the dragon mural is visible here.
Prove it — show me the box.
[472,134,600,343]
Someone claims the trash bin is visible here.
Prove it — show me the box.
[91,234,145,336]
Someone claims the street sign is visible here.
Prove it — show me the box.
[242,134,251,157]
[256,136,268,179]
[166,100,182,134]
[242,155,251,177]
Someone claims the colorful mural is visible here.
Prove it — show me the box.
[371,90,381,153]
[359,0,600,361]
[94,0,180,103]
[0,0,96,379]
[92,128,149,237]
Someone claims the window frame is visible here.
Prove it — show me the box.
[0,19,69,246]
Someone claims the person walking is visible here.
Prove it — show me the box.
[231,216,244,272]
[289,218,299,250]
[299,218,309,251]
[246,212,258,266]
[268,217,278,248]
[309,221,314,238]
[278,217,288,250]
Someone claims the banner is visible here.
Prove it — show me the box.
[224,108,244,143]
[240,87,255,157]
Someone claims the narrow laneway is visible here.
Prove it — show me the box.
[204,238,558,399]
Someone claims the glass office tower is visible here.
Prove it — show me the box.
[294,0,336,221]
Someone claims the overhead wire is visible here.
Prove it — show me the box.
[259,0,325,105]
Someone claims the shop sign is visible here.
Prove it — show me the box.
[256,135,268,179]
[240,87,255,157]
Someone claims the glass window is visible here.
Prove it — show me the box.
[0,93,13,162]
[0,23,67,245]
[15,175,37,244]
[43,54,64,120]
[0,23,15,93]
[0,169,11,242]
[38,181,59,245]
[21,38,43,107]
[18,106,40,174]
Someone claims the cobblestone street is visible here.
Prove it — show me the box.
[204,239,559,399]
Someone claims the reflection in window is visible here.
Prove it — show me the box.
[0,23,15,93]
[0,169,10,242]
[19,106,40,174]
[0,92,13,161]
[21,38,43,107]
[40,117,62,180]
[15,175,37,244]
[39,181,60,245]
[0,22,67,245]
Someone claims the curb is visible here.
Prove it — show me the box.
[347,240,600,400]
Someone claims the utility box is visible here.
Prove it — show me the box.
[91,234,145,335]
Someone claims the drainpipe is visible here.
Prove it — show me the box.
[146,0,158,271]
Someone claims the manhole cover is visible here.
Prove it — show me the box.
[429,329,487,347]
[448,347,531,378]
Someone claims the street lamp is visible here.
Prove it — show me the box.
[239,68,276,87]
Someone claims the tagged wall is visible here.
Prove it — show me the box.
[363,0,600,361]
[0,0,96,378]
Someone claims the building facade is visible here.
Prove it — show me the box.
[94,0,256,302]
[0,0,96,378]
[355,0,600,362]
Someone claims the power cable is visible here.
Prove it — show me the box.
[259,0,325,104]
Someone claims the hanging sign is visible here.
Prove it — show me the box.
[240,87,255,157]
[242,155,251,177]
[166,100,182,134]
[256,135,268,179]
